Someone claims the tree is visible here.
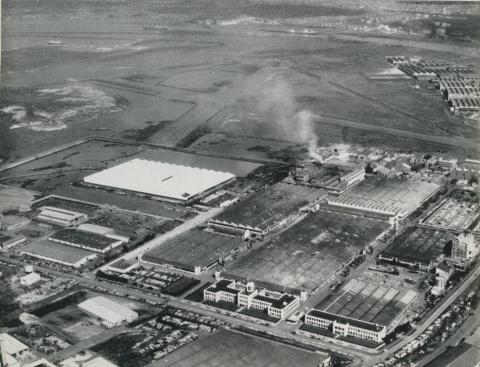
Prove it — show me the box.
[365,163,374,174]
[468,175,478,185]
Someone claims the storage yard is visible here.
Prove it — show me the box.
[327,177,440,220]
[209,183,328,235]
[380,226,456,268]
[225,210,389,292]
[142,228,246,274]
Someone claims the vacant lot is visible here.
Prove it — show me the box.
[226,210,389,292]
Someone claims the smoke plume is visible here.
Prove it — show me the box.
[244,71,318,156]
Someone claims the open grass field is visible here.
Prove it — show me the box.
[211,182,327,233]
[155,329,330,367]
[225,210,389,292]
[0,137,262,219]
[381,226,455,266]
[1,0,478,167]
[143,228,245,272]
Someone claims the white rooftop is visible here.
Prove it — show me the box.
[84,357,118,367]
[78,296,137,325]
[0,333,28,355]
[83,159,235,201]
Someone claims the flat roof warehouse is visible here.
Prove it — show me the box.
[83,159,236,203]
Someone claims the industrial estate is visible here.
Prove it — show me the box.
[1,1,480,367]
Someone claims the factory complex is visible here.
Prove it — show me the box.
[327,177,440,225]
[224,210,390,293]
[386,55,480,113]
[305,279,418,344]
[83,159,236,204]
[209,182,328,236]
[141,228,247,274]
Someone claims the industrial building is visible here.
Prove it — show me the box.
[209,183,328,236]
[0,334,29,358]
[449,233,480,270]
[203,279,299,320]
[48,229,124,253]
[83,357,118,367]
[0,235,27,251]
[78,296,138,328]
[449,97,480,113]
[83,159,236,204]
[36,206,89,227]
[0,215,30,232]
[305,279,417,344]
[327,178,440,226]
[0,333,29,367]
[419,195,480,234]
[77,224,130,244]
[379,227,455,270]
[431,264,454,296]
[305,310,387,343]
[21,240,97,268]
[141,228,246,274]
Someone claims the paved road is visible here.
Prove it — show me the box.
[1,256,366,363]
[368,261,480,366]
[101,207,223,269]
[417,294,480,367]
[52,326,128,361]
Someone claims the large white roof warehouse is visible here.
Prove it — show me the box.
[83,159,235,202]
[78,296,138,328]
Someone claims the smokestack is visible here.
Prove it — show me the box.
[0,336,9,367]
